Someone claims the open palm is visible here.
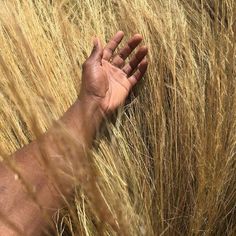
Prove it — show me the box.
[80,31,148,113]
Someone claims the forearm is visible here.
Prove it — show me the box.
[0,98,103,236]
[60,98,103,147]
[0,30,148,235]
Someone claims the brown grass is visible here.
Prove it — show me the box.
[0,0,235,235]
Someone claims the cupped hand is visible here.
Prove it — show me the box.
[79,31,148,113]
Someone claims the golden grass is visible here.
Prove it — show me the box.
[0,0,235,235]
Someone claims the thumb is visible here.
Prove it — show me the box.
[89,37,103,64]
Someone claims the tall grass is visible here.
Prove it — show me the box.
[0,0,235,235]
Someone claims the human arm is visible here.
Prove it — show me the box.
[0,31,148,235]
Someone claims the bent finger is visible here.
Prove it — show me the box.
[128,58,148,87]
[112,34,143,68]
[122,46,148,76]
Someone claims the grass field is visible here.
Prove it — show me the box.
[0,0,235,235]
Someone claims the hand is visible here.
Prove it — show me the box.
[79,31,148,113]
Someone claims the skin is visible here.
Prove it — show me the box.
[0,31,148,235]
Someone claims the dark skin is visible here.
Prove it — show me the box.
[0,31,148,235]
[80,31,148,112]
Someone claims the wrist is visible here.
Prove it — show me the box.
[60,97,104,143]
[76,97,104,127]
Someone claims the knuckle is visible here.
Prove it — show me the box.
[106,47,114,53]
[119,52,126,59]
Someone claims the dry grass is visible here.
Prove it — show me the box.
[0,0,235,235]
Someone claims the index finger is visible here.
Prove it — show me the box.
[112,34,143,68]
[102,31,124,61]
